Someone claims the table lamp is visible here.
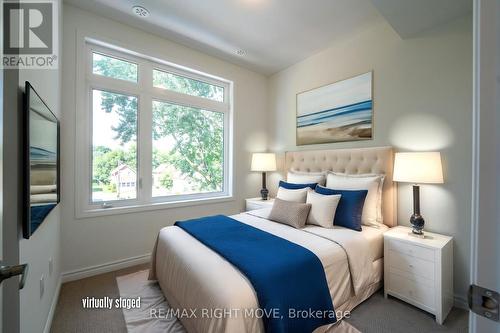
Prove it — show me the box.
[393,152,444,236]
[251,153,276,200]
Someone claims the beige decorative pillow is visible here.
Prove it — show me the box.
[269,198,311,229]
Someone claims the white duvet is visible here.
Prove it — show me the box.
[149,209,384,333]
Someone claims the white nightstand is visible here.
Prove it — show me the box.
[245,197,275,211]
[384,226,453,324]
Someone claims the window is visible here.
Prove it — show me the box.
[153,69,224,102]
[92,89,138,202]
[92,53,138,82]
[78,42,232,215]
[152,101,224,197]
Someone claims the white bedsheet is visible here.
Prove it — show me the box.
[359,224,388,261]
[149,211,384,333]
[245,208,383,294]
[249,208,387,262]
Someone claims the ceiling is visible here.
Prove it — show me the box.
[64,0,382,74]
[64,0,472,75]
[371,0,472,38]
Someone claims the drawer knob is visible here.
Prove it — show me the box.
[409,264,414,268]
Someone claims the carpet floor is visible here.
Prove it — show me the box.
[50,264,468,333]
[344,292,468,333]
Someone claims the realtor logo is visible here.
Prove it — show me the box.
[2,0,58,69]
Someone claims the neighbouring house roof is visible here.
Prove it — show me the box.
[110,164,136,177]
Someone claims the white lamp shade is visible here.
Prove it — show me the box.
[393,152,444,184]
[251,153,277,172]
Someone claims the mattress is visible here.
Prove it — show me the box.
[150,210,385,333]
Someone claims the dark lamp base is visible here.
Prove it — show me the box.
[260,188,269,201]
[410,213,425,235]
[260,172,269,200]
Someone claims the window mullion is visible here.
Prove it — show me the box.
[83,83,93,210]
[86,75,141,96]
[138,63,153,204]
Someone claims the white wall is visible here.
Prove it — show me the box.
[19,1,62,332]
[267,16,472,303]
[60,5,268,275]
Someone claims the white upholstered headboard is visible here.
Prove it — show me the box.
[285,146,397,227]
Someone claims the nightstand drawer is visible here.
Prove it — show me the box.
[388,250,435,280]
[388,273,435,310]
[388,239,435,262]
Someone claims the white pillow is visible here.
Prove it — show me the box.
[287,171,326,186]
[276,187,309,203]
[326,172,385,226]
[306,191,341,228]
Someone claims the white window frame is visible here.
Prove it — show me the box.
[75,35,233,218]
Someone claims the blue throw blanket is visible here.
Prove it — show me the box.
[175,215,336,333]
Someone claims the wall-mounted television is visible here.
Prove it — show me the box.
[23,81,60,239]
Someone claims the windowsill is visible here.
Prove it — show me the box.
[76,195,235,219]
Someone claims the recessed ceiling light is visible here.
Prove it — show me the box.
[236,49,246,56]
[132,5,150,18]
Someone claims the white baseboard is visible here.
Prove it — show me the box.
[454,294,468,310]
[61,253,151,283]
[43,275,62,333]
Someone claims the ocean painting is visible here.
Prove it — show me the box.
[296,72,373,145]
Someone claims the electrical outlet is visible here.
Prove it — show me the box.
[40,274,45,298]
[49,258,53,276]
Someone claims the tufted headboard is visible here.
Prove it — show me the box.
[285,146,397,227]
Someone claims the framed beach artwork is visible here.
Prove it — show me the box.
[296,71,373,145]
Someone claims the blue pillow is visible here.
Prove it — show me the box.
[279,180,317,190]
[315,185,368,231]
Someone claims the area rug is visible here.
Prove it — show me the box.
[116,270,361,333]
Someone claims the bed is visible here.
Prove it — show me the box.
[149,146,397,333]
